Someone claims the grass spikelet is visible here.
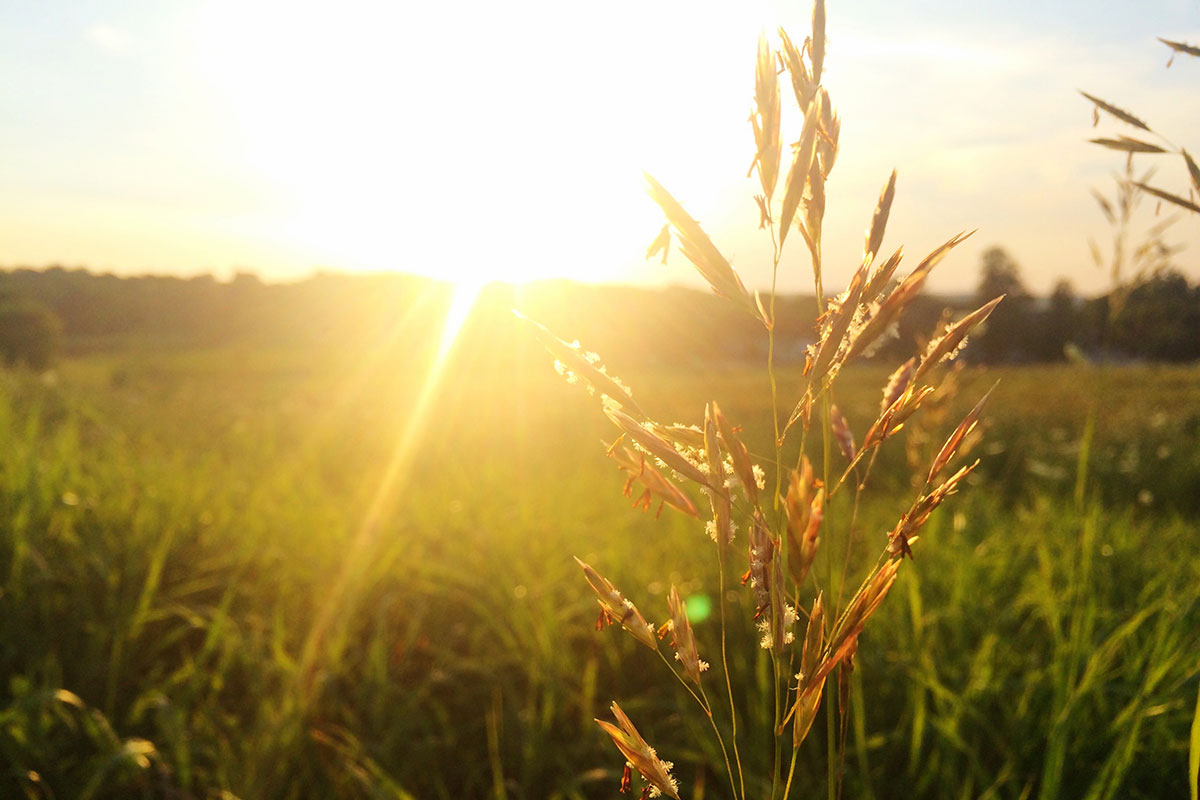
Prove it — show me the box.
[713,402,761,503]
[1090,136,1168,154]
[888,459,980,558]
[665,586,708,685]
[809,0,825,85]
[790,675,826,748]
[927,382,996,483]
[751,33,782,202]
[643,173,758,318]
[1079,91,1152,131]
[880,357,916,413]
[865,170,897,265]
[830,404,855,462]
[596,702,680,799]
[606,443,700,518]
[1133,181,1200,214]
[646,224,671,264]
[575,558,659,651]
[799,593,824,684]
[826,560,901,663]
[785,466,823,586]
[779,96,821,248]
[604,401,710,487]
[1159,36,1200,58]
[807,264,866,384]
[778,28,815,109]
[913,295,1004,381]
[816,88,839,176]
[843,231,974,363]
[515,312,644,417]
[703,402,734,548]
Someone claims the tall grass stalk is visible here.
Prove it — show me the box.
[523,4,1001,796]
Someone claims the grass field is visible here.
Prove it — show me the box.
[0,331,1198,799]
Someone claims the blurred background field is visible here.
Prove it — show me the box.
[0,285,1197,798]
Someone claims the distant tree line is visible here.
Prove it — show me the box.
[970,246,1200,364]
[1,258,1198,370]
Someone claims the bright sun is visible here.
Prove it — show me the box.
[186,0,777,288]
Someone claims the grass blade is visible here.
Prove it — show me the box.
[1190,681,1199,800]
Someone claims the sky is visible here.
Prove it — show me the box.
[1,0,1198,296]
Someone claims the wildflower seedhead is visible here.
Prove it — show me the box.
[595,702,680,799]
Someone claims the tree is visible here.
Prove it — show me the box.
[0,298,63,370]
[973,247,1032,363]
[1032,279,1079,362]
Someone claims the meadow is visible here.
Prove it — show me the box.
[0,317,1197,799]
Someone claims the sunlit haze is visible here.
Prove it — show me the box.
[1,0,1198,295]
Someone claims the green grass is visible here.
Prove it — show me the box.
[0,343,1197,798]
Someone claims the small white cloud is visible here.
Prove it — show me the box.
[87,24,135,54]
